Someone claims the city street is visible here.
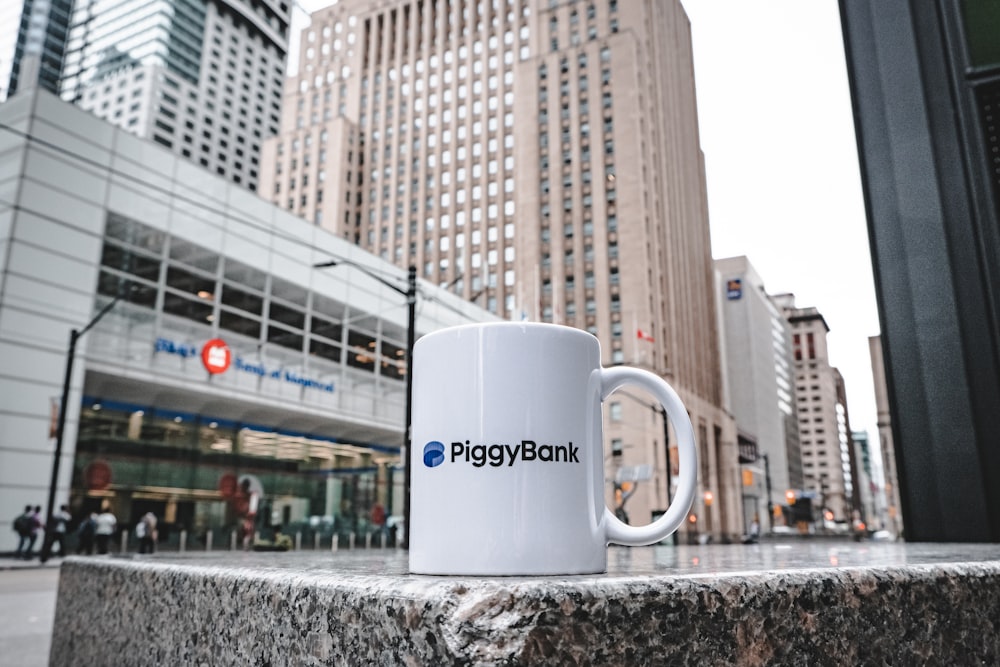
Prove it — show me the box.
[0,565,60,667]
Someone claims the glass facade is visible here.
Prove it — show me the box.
[98,212,409,383]
[7,0,74,98]
[59,0,287,189]
[73,398,394,549]
[74,212,416,548]
[61,0,206,97]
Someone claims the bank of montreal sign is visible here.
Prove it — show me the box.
[155,337,335,393]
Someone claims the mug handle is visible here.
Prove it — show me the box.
[600,367,698,546]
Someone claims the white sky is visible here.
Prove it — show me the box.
[288,0,881,441]
[680,0,880,442]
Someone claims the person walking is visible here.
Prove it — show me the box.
[94,506,117,555]
[76,512,97,555]
[39,504,73,562]
[23,506,43,559]
[137,512,158,554]
[51,505,72,555]
[12,505,33,558]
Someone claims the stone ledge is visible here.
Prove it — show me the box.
[50,543,1000,665]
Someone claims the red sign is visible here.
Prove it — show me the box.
[201,338,231,374]
[84,461,112,490]
[218,473,238,499]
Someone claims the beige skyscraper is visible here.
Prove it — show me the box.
[869,335,903,536]
[260,0,741,541]
[777,296,857,523]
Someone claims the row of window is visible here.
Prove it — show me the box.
[547,0,619,51]
[536,45,618,334]
[98,214,408,379]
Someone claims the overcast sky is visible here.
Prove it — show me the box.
[290,0,881,444]
[680,0,880,444]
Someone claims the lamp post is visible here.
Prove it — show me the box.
[314,259,417,549]
[660,406,679,545]
[762,453,774,534]
[39,293,125,562]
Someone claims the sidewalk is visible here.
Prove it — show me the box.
[0,564,60,667]
[0,555,67,571]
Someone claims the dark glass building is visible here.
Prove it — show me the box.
[1,0,74,101]
[841,0,1000,541]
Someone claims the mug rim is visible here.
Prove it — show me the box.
[417,321,597,346]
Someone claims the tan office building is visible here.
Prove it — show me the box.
[260,0,741,541]
[869,335,904,536]
[778,297,857,523]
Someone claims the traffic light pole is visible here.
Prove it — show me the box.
[40,293,123,562]
[314,259,417,549]
[661,407,679,546]
[762,453,774,534]
[401,266,416,549]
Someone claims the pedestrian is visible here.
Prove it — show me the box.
[370,502,387,541]
[94,506,117,555]
[137,512,157,554]
[743,515,761,544]
[12,505,33,558]
[39,504,73,562]
[76,512,97,555]
[240,515,255,551]
[23,506,43,559]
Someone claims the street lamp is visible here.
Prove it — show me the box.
[659,406,679,545]
[39,291,127,562]
[314,259,417,549]
[762,453,774,533]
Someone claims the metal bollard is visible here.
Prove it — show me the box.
[331,534,338,552]
[295,532,301,551]
[348,532,355,550]
[231,530,237,551]
[314,533,320,550]
[206,530,213,552]
[365,532,372,549]
[120,529,129,554]
[380,531,386,549]
[180,530,187,553]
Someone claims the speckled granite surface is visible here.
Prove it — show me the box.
[50,542,1000,666]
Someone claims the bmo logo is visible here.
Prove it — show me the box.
[201,338,232,374]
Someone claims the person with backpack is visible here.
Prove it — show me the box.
[76,512,97,555]
[44,505,72,559]
[12,505,33,558]
[14,506,44,559]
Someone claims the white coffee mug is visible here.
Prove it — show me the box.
[408,322,697,575]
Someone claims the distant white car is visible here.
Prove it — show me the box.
[871,530,894,542]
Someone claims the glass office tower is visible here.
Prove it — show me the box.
[1,0,74,101]
[60,0,290,192]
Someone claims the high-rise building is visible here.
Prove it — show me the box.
[260,0,742,540]
[841,0,1000,540]
[851,429,877,529]
[0,88,491,554]
[869,335,903,536]
[1,0,74,101]
[776,296,856,522]
[715,256,802,534]
[58,0,291,191]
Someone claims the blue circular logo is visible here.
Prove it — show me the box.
[423,441,445,468]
